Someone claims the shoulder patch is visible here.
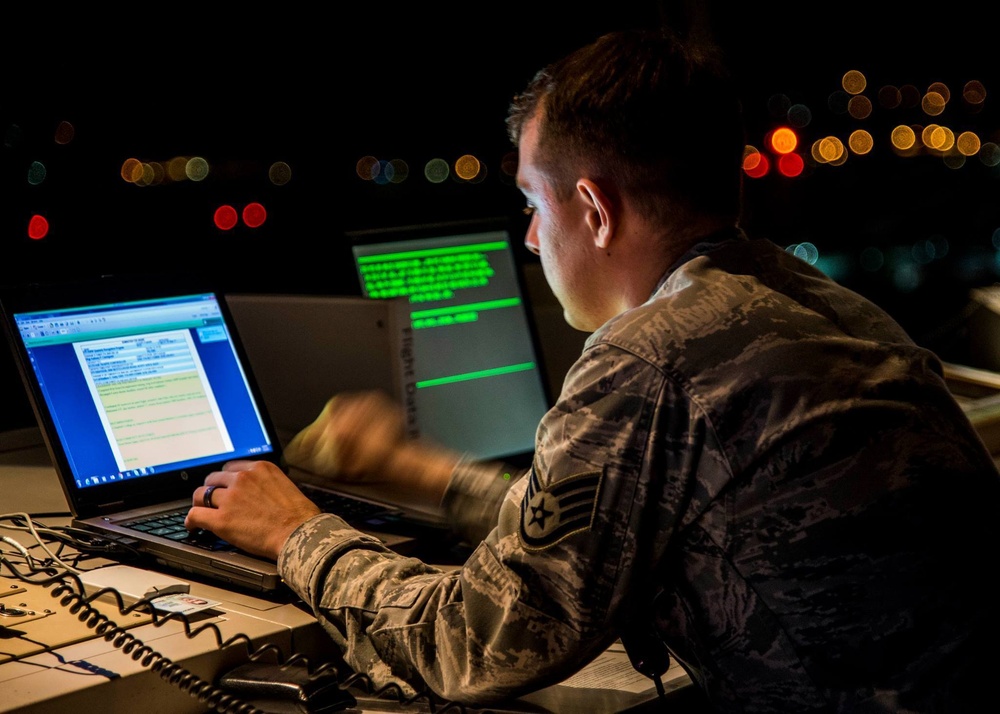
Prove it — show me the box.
[518,467,603,550]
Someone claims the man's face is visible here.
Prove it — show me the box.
[516,115,606,332]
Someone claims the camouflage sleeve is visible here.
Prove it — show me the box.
[277,341,686,704]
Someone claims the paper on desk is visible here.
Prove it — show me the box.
[558,642,688,693]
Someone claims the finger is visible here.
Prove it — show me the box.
[185,504,222,532]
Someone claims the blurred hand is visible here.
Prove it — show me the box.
[283,390,460,508]
[283,391,407,483]
[185,460,321,560]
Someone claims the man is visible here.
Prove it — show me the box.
[186,27,1000,712]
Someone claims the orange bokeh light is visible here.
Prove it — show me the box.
[769,127,798,155]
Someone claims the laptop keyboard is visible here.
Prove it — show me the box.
[120,488,400,549]
[119,506,233,550]
[121,507,233,551]
[297,483,401,524]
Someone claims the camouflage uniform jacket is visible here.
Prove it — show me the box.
[278,229,1000,712]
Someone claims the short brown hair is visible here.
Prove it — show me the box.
[507,27,745,226]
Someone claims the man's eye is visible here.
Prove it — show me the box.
[522,206,536,216]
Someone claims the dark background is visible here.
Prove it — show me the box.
[5,1,1000,431]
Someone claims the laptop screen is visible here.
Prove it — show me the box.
[349,220,551,465]
[1,278,278,511]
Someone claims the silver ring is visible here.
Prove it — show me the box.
[203,485,219,509]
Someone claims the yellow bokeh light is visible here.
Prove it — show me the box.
[842,69,867,95]
[454,154,481,181]
[936,126,955,152]
[891,125,917,151]
[769,127,798,154]
[185,157,210,182]
[166,156,188,182]
[120,158,142,183]
[132,162,154,187]
[817,136,845,163]
[810,140,828,164]
[921,124,940,148]
[956,131,981,156]
[922,124,954,152]
[927,81,951,104]
[921,91,946,116]
[849,129,874,155]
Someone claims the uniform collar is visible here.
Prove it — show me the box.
[651,225,747,297]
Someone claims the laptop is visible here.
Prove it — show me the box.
[347,218,553,468]
[0,273,426,592]
[224,293,411,448]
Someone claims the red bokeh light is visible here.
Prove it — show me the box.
[743,152,770,178]
[27,214,49,240]
[777,153,805,177]
[214,205,239,231]
[242,202,267,228]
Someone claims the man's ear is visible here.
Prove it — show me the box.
[576,178,616,250]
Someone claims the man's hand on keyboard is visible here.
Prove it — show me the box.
[185,460,321,560]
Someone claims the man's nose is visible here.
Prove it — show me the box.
[524,227,540,256]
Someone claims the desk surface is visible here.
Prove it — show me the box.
[1,429,695,714]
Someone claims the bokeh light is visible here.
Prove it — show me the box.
[53,120,75,145]
[777,152,805,177]
[921,91,947,116]
[769,127,798,154]
[356,155,379,180]
[847,95,873,119]
[242,202,267,228]
[743,146,770,178]
[214,205,239,231]
[455,154,482,181]
[27,215,49,240]
[186,157,210,182]
[27,161,46,185]
[424,158,450,183]
[848,130,874,156]
[842,70,867,94]
[269,161,292,186]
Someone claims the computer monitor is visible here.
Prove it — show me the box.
[349,218,551,466]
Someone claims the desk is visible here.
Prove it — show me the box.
[1,429,699,714]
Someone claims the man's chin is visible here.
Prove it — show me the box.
[563,310,598,334]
